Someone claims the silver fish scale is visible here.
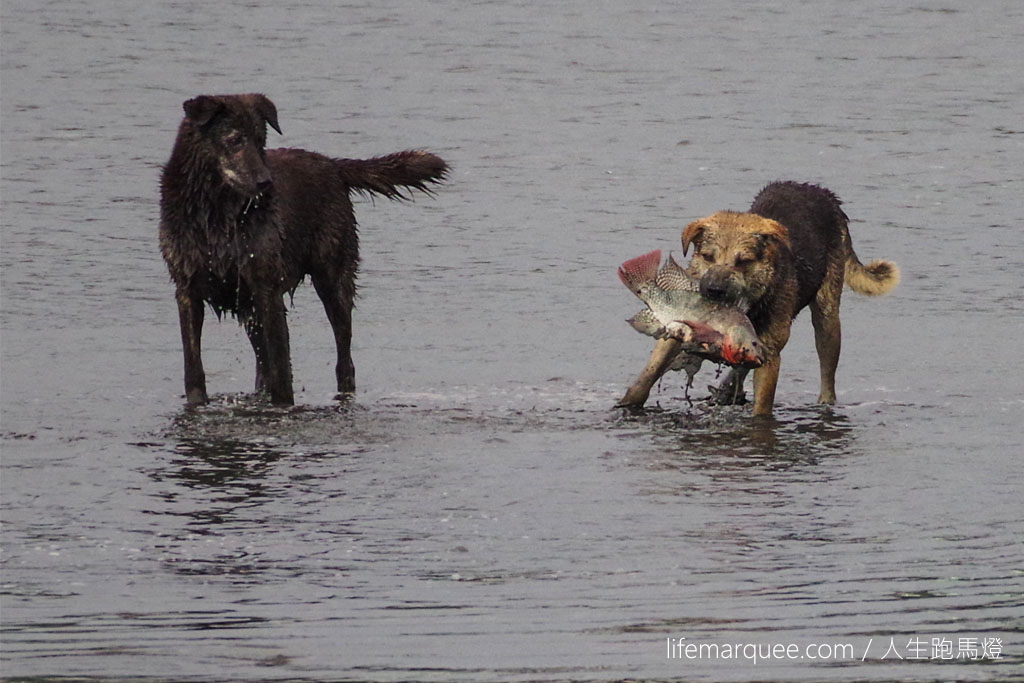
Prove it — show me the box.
[637,284,704,327]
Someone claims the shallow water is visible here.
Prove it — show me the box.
[2,1,1022,681]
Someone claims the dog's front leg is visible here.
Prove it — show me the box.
[751,358,781,417]
[617,337,682,408]
[175,286,207,405]
[254,292,294,405]
[243,316,269,394]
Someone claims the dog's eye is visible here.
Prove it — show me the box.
[735,256,755,267]
[700,252,715,263]
[224,133,245,148]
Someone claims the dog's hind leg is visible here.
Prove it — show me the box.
[312,273,356,397]
[810,296,841,405]
[175,286,208,405]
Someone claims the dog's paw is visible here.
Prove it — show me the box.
[185,388,209,406]
[706,383,747,406]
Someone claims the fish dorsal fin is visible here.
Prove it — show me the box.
[656,252,700,292]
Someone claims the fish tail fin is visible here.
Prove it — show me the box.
[618,249,662,292]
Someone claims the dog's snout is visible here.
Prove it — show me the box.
[700,279,729,301]
[699,266,739,303]
[252,156,273,188]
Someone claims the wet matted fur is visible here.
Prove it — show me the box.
[159,93,447,405]
[619,181,899,416]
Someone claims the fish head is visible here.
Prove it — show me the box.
[720,328,764,368]
[677,320,762,368]
[676,319,763,368]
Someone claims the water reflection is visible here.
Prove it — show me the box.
[167,438,287,489]
[140,400,295,582]
[141,397,372,582]
[617,402,857,466]
[145,450,281,576]
[151,397,302,507]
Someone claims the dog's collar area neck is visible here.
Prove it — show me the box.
[237,190,269,224]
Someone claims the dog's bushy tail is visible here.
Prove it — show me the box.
[845,253,900,296]
[335,150,448,200]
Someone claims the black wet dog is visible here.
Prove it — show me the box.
[159,94,447,405]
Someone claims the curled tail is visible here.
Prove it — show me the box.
[618,249,662,294]
[845,252,900,296]
[335,150,448,199]
[840,212,900,296]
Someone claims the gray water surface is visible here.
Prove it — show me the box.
[2,1,1022,681]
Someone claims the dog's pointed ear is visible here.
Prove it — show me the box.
[681,220,707,256]
[183,96,222,127]
[252,94,282,135]
[753,219,790,251]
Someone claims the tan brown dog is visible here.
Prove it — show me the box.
[619,181,899,416]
